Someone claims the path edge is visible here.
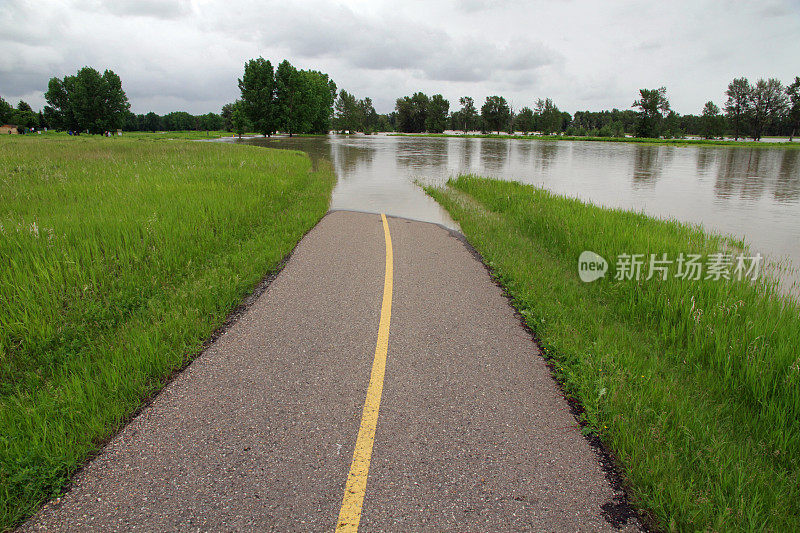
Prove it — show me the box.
[18,212,332,531]
[379,210,656,532]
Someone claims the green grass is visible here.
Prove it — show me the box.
[28,130,244,141]
[425,176,800,531]
[0,135,335,529]
[120,130,236,140]
[23,130,249,141]
[394,132,800,149]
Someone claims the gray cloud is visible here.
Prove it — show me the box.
[207,3,559,83]
[454,0,515,13]
[103,0,192,19]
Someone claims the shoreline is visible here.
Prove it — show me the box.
[388,132,800,149]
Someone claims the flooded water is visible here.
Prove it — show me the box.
[238,135,800,276]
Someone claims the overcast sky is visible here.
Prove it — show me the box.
[2,0,799,116]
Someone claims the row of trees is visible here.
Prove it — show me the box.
[723,77,800,141]
[8,64,799,141]
[390,93,567,135]
[332,90,393,133]
[233,57,337,136]
[622,77,800,141]
[121,111,224,132]
[433,77,798,140]
[4,59,339,137]
[0,98,42,132]
[393,92,451,133]
[377,75,798,140]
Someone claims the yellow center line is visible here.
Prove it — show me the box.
[335,213,394,533]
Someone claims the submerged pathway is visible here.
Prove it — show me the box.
[24,211,640,532]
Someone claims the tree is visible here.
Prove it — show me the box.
[662,110,683,139]
[376,114,393,132]
[12,101,39,131]
[44,67,130,133]
[748,78,788,141]
[514,106,535,134]
[231,101,248,138]
[199,112,222,133]
[700,101,724,139]
[724,77,752,141]
[534,98,562,134]
[122,112,138,132]
[238,57,276,137]
[162,111,196,131]
[0,96,13,124]
[275,59,303,136]
[426,94,449,133]
[42,106,60,130]
[221,103,234,132]
[787,77,800,142]
[334,90,379,134]
[334,90,360,132]
[395,97,412,132]
[632,87,670,138]
[458,96,478,133]
[359,97,378,133]
[303,71,337,134]
[144,112,160,132]
[481,95,510,134]
[44,77,71,131]
[395,92,429,133]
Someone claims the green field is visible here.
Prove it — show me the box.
[395,132,800,149]
[0,136,335,529]
[27,130,243,141]
[425,176,800,531]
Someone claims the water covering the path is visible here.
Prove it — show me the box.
[237,134,800,286]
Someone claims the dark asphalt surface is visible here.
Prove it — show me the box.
[23,211,640,532]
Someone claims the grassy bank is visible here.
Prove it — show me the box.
[425,176,800,531]
[394,132,800,149]
[0,136,335,528]
[27,130,241,141]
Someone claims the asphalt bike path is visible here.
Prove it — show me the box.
[24,211,640,532]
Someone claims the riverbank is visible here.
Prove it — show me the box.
[393,132,800,148]
[425,175,800,531]
[0,136,335,529]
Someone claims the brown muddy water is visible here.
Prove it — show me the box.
[235,134,799,287]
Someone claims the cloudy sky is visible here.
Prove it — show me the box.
[2,0,798,116]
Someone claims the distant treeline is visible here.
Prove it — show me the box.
[0,99,41,132]
[123,111,224,132]
[377,76,800,141]
[4,66,798,141]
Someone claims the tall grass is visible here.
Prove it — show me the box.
[29,130,240,141]
[0,136,335,529]
[426,175,800,531]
